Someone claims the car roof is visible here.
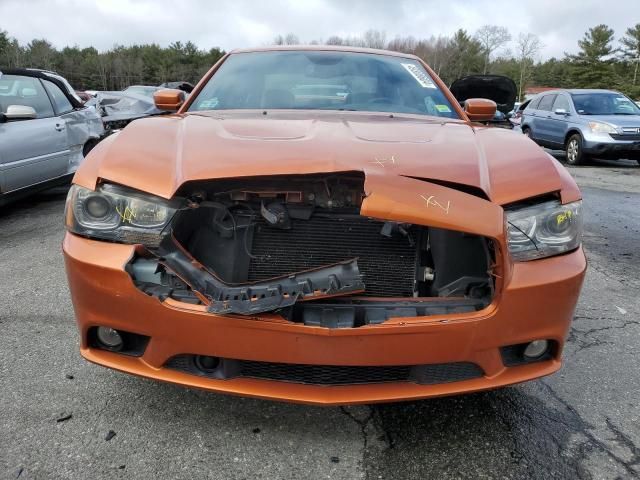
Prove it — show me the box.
[536,88,623,95]
[228,45,421,61]
[0,68,84,108]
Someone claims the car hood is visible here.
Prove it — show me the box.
[583,114,640,128]
[79,110,565,205]
[450,75,517,114]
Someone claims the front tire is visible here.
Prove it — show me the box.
[565,134,587,166]
[522,127,531,138]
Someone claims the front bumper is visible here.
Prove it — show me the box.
[582,136,640,160]
[63,232,586,405]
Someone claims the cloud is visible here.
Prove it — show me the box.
[0,0,636,60]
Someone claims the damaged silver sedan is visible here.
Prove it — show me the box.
[0,68,104,205]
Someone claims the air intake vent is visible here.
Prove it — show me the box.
[165,355,484,386]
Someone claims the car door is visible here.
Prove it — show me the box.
[42,78,90,174]
[532,94,557,144]
[0,75,69,193]
[547,93,572,147]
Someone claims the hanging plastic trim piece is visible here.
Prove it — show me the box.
[154,236,365,315]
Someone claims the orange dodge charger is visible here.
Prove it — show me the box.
[63,46,586,405]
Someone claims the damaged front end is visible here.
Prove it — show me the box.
[86,91,166,133]
[108,172,500,327]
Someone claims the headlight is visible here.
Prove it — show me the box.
[65,184,178,246]
[588,121,617,134]
[506,200,583,261]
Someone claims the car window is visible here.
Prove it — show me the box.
[189,51,460,119]
[526,96,540,110]
[43,79,73,114]
[570,92,640,115]
[537,94,557,112]
[553,95,571,112]
[0,74,54,118]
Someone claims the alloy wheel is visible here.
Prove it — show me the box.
[567,139,578,163]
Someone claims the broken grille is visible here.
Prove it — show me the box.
[247,216,418,297]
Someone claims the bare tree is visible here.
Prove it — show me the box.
[387,35,417,54]
[516,33,542,100]
[474,25,511,74]
[272,33,300,45]
[362,30,386,49]
[325,36,344,45]
[284,33,300,45]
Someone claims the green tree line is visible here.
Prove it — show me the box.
[1,23,639,100]
[0,31,225,90]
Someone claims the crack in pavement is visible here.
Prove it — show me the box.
[567,311,639,354]
[339,406,375,480]
[540,381,640,477]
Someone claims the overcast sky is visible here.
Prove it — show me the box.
[0,0,636,60]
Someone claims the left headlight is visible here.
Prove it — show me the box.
[506,200,583,261]
[65,184,178,246]
[588,121,617,134]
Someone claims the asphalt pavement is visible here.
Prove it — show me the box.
[1,156,639,480]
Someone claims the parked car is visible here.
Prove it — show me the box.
[86,90,168,133]
[450,74,517,128]
[123,85,163,98]
[509,102,522,116]
[508,98,531,129]
[158,81,194,94]
[520,89,640,165]
[64,46,585,405]
[0,68,104,205]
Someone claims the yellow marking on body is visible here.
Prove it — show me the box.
[116,205,137,223]
[556,210,573,226]
[420,194,451,214]
[371,155,397,167]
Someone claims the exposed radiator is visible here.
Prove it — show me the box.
[247,215,418,297]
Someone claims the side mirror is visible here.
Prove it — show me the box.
[153,89,185,111]
[464,98,497,121]
[3,105,37,121]
[554,108,569,116]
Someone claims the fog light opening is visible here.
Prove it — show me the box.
[194,355,220,373]
[96,327,124,350]
[523,340,549,359]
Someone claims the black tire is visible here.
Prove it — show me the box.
[565,133,587,166]
[83,139,99,157]
[522,126,532,138]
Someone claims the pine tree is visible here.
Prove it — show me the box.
[567,24,617,88]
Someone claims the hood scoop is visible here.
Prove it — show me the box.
[218,117,316,140]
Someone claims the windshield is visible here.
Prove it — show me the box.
[188,51,459,118]
[571,92,640,115]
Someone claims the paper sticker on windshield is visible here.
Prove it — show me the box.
[435,104,451,113]
[401,63,436,88]
[198,98,219,109]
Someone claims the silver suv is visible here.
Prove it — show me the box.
[521,89,640,165]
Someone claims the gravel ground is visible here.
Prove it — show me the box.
[0,155,639,479]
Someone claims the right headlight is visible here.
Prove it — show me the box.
[65,184,179,246]
[506,200,583,261]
